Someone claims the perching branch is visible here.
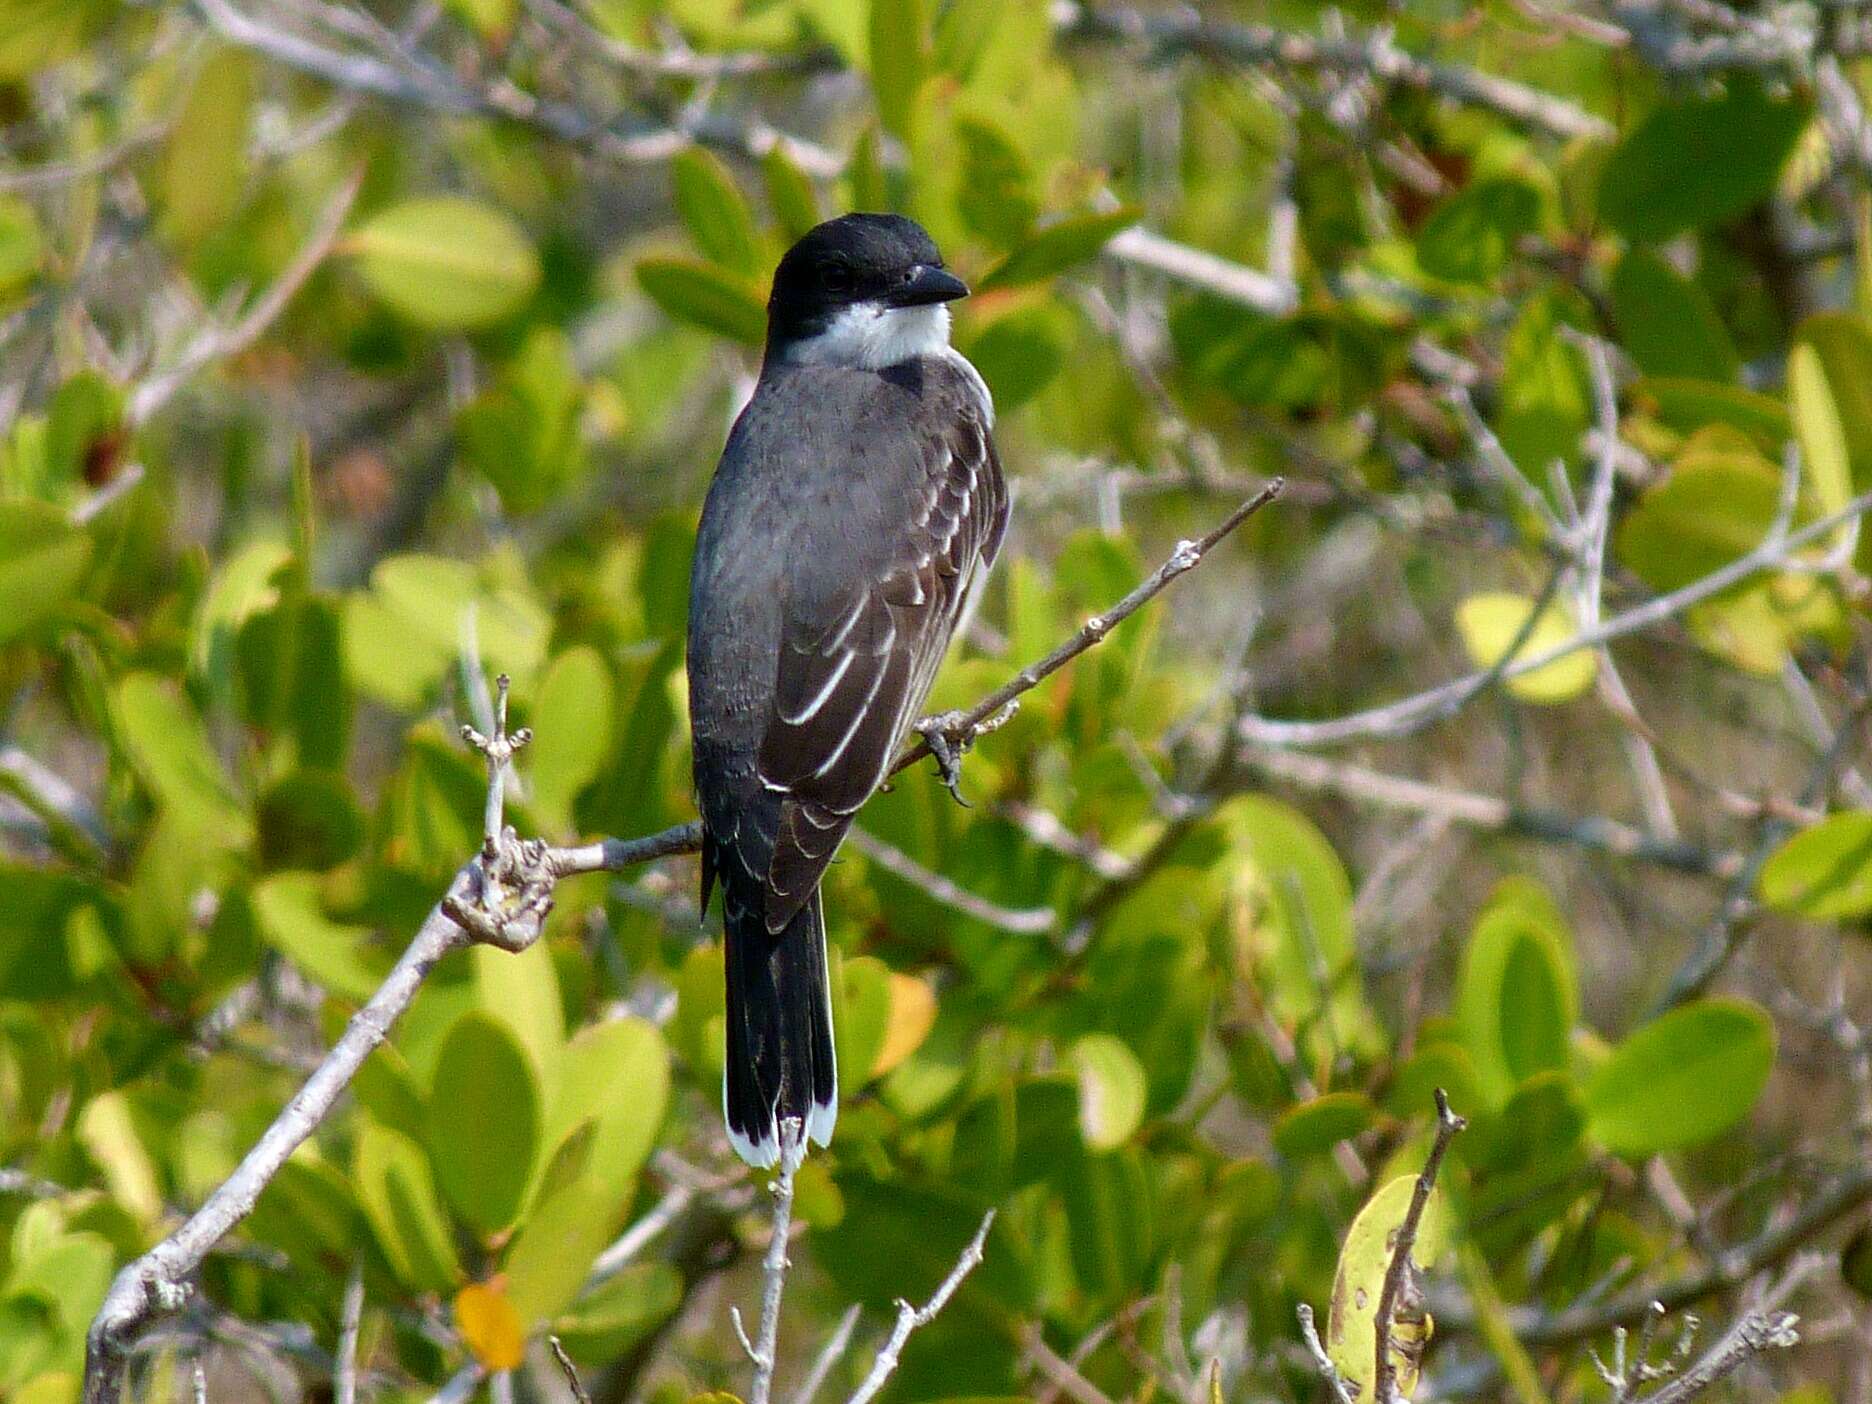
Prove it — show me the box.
[904,479,1285,775]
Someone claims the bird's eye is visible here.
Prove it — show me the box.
[822,261,854,294]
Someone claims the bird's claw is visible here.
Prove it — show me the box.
[917,711,975,808]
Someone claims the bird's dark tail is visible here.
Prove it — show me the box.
[722,882,837,1167]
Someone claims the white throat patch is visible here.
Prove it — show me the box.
[784,301,952,371]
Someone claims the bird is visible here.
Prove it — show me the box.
[687,212,1009,1168]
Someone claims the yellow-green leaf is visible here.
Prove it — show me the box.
[1326,1174,1450,1403]
[348,197,540,329]
[1454,592,1596,703]
[1759,811,1872,919]
[1070,1033,1147,1151]
[636,257,766,345]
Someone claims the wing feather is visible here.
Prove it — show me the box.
[756,380,1005,931]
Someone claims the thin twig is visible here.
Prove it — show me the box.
[794,1305,862,1404]
[549,1337,593,1404]
[847,829,1057,934]
[900,481,1284,774]
[1295,1304,1356,1404]
[1239,487,1872,748]
[127,165,364,426]
[740,1122,805,1404]
[334,1260,364,1404]
[847,1211,996,1404]
[1372,1090,1465,1404]
[1024,1322,1119,1404]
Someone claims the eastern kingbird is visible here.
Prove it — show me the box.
[688,213,1009,1167]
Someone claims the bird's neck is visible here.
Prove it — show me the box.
[775,301,952,371]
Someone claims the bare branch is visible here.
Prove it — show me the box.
[794,1305,862,1404]
[900,481,1284,777]
[1057,2,1614,141]
[1238,747,1739,878]
[334,1261,364,1404]
[847,1211,996,1404]
[549,1336,593,1404]
[847,829,1057,934]
[128,165,364,427]
[1373,1090,1465,1404]
[1294,1304,1356,1404]
[742,1122,806,1404]
[1239,487,1872,748]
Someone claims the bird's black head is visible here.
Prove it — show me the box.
[765,213,969,361]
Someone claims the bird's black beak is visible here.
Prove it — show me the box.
[889,264,970,307]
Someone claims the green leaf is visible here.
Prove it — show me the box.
[0,499,90,646]
[1609,248,1739,381]
[1758,811,1872,919]
[0,196,44,291]
[76,1090,163,1224]
[190,538,292,691]
[954,116,1037,249]
[1272,1091,1375,1159]
[161,49,252,246]
[354,1120,463,1293]
[1600,80,1810,240]
[833,952,892,1093]
[978,209,1140,291]
[527,645,614,835]
[1584,999,1775,1155]
[1457,878,1578,1108]
[1326,1174,1450,1404]
[1069,1033,1146,1151]
[1633,377,1789,449]
[458,326,588,514]
[551,1262,683,1366]
[1453,592,1596,704]
[470,937,564,1094]
[348,197,541,329]
[636,257,766,344]
[1416,177,1539,284]
[427,1011,542,1235]
[504,1173,627,1325]
[870,0,928,142]
[1789,342,1854,520]
[1223,797,1372,1056]
[1494,284,1591,478]
[251,874,388,1001]
[1057,1147,1153,1304]
[112,673,247,835]
[963,305,1068,412]
[1616,451,1780,593]
[546,1017,669,1194]
[1793,314,1872,490]
[763,145,822,242]
[671,148,762,276]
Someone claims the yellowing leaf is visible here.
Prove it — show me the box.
[76,1091,162,1223]
[1454,592,1595,703]
[1326,1174,1450,1403]
[455,1280,526,1371]
[871,972,936,1078]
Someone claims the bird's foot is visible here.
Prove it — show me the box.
[914,701,1019,808]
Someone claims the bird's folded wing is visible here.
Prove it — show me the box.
[755,405,1007,931]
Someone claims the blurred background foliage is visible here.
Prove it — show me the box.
[4,0,1872,1401]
